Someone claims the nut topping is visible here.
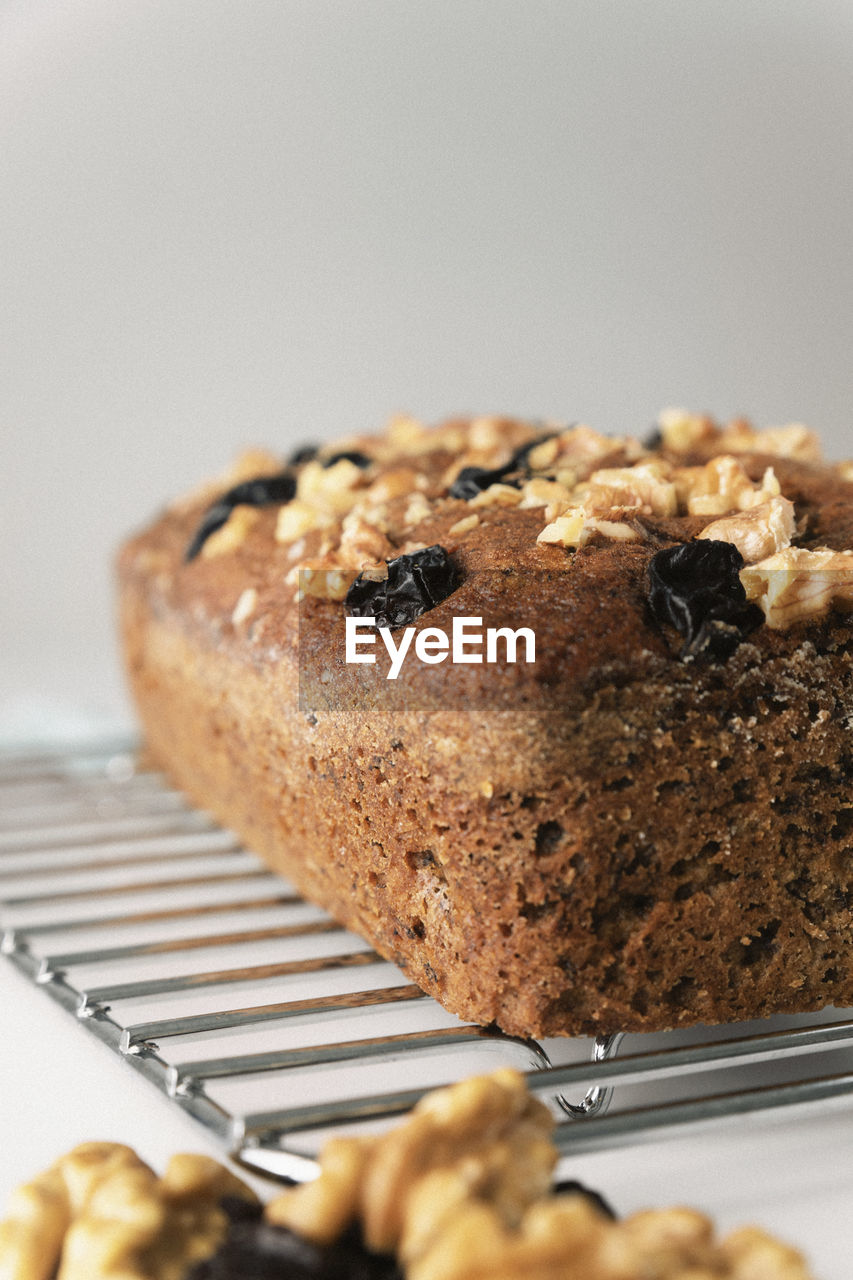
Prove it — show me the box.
[697,496,796,564]
[740,546,853,628]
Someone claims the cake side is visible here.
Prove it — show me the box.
[117,416,853,1036]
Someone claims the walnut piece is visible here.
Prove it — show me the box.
[266,1069,814,1280]
[0,1145,256,1280]
[718,420,822,462]
[267,1068,556,1259]
[675,456,781,517]
[658,410,822,463]
[448,514,480,537]
[537,511,640,548]
[657,408,718,452]
[199,506,260,558]
[230,586,258,626]
[741,546,853,628]
[698,496,795,563]
[579,460,678,518]
[406,1194,814,1280]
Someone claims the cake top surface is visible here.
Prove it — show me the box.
[119,410,853,710]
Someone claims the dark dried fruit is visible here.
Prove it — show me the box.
[346,545,459,629]
[323,449,372,469]
[506,430,560,470]
[187,1214,401,1280]
[642,426,663,451]
[449,464,516,499]
[647,540,764,660]
[553,1178,617,1221]
[288,444,320,465]
[184,471,297,562]
[448,431,561,500]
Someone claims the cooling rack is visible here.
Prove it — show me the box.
[3,739,853,1184]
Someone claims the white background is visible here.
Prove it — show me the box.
[2,2,853,1273]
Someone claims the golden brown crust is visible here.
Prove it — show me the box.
[118,414,853,1037]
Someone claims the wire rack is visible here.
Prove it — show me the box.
[3,740,853,1183]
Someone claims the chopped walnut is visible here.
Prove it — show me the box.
[718,420,822,462]
[837,460,853,483]
[296,562,360,601]
[698,496,795,564]
[468,416,516,452]
[264,1138,373,1247]
[404,492,433,527]
[518,477,574,512]
[675,456,781,517]
[275,498,333,543]
[267,1069,556,1259]
[657,408,718,452]
[386,414,435,452]
[741,546,853,628]
[720,1225,815,1277]
[448,514,480,537]
[199,506,260,558]
[579,460,678,518]
[525,437,559,470]
[264,1070,814,1280]
[297,457,369,514]
[553,425,636,473]
[367,467,427,503]
[407,1194,813,1280]
[470,483,524,508]
[0,1145,256,1280]
[337,514,394,567]
[537,511,640,548]
[658,410,822,463]
[230,587,258,626]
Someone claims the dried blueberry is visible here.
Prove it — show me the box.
[219,1195,264,1225]
[449,464,514,499]
[553,1178,617,1221]
[506,429,560,471]
[184,470,296,562]
[642,426,663,450]
[323,449,372,469]
[647,540,764,660]
[345,545,459,629]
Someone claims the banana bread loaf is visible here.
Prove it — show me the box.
[117,411,853,1037]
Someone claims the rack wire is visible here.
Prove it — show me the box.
[3,740,853,1183]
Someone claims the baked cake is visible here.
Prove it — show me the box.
[117,410,853,1037]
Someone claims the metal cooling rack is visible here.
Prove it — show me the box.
[3,740,853,1183]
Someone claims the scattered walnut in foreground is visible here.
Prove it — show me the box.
[0,1071,817,1279]
[266,1069,815,1280]
[0,1143,256,1280]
